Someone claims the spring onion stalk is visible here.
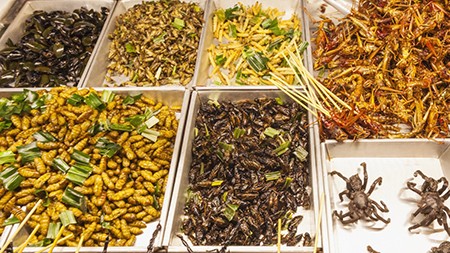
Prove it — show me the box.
[46,222,61,240]
[31,94,48,110]
[0,121,11,132]
[84,93,105,111]
[297,41,309,54]
[95,137,121,158]
[29,238,53,247]
[33,131,57,142]
[284,177,293,188]
[52,158,70,174]
[125,43,136,53]
[126,115,146,127]
[101,90,115,103]
[34,189,50,207]
[0,166,24,191]
[264,127,280,138]
[218,142,234,151]
[265,171,281,181]
[17,142,41,164]
[101,221,110,229]
[233,128,245,139]
[2,216,20,226]
[229,24,237,38]
[211,180,223,187]
[215,54,227,66]
[71,150,90,164]
[243,49,269,72]
[66,163,92,185]
[152,194,160,210]
[0,150,15,164]
[294,146,308,161]
[62,187,87,212]
[223,203,239,221]
[204,123,210,137]
[172,18,185,30]
[274,141,291,156]
[123,94,142,105]
[153,32,167,43]
[67,94,84,106]
[144,116,159,128]
[207,99,220,108]
[222,191,228,202]
[275,97,284,105]
[110,123,133,132]
[59,210,77,227]
[141,129,160,142]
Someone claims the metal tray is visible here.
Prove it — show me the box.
[163,87,324,252]
[194,0,306,88]
[2,87,190,253]
[83,0,210,88]
[0,0,117,88]
[321,139,450,253]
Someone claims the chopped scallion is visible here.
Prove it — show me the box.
[71,150,90,164]
[144,116,159,129]
[284,177,293,188]
[275,97,284,105]
[172,18,185,30]
[294,146,308,161]
[110,123,133,132]
[229,23,237,38]
[17,142,41,164]
[233,128,246,139]
[223,203,239,221]
[66,164,92,186]
[264,127,280,138]
[215,54,227,66]
[153,32,167,43]
[265,171,281,181]
[62,187,87,212]
[125,43,136,53]
[211,180,223,187]
[0,150,15,165]
[59,210,77,227]
[95,137,121,158]
[123,94,142,105]
[67,94,84,106]
[101,90,115,103]
[0,166,23,191]
[141,129,160,142]
[52,158,70,174]
[2,216,20,226]
[152,194,160,210]
[33,131,57,142]
[84,93,105,111]
[218,142,234,151]
[46,222,61,239]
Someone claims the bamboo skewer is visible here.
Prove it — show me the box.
[15,224,40,253]
[0,199,43,253]
[277,218,282,253]
[35,234,73,253]
[313,193,325,253]
[47,226,65,253]
[75,235,84,253]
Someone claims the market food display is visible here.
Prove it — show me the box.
[0,88,178,247]
[313,0,450,140]
[208,2,305,85]
[0,7,109,88]
[105,0,204,87]
[182,97,312,246]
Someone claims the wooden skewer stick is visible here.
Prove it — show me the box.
[75,235,84,253]
[0,199,43,253]
[313,193,325,253]
[15,224,40,253]
[47,226,65,253]
[35,234,73,253]
[277,218,282,253]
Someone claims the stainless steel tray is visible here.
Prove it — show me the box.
[321,139,450,253]
[83,0,210,88]
[194,0,306,88]
[0,0,117,88]
[163,87,324,252]
[1,87,190,253]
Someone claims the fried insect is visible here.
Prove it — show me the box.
[0,88,178,246]
[330,162,390,225]
[314,0,450,140]
[182,97,311,246]
[407,170,450,235]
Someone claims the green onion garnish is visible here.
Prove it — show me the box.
[84,93,105,111]
[265,171,281,181]
[17,142,41,164]
[274,141,291,156]
[71,150,90,164]
[59,210,77,227]
[2,216,20,226]
[153,32,167,43]
[33,131,57,142]
[152,194,160,210]
[172,18,185,30]
[215,54,227,66]
[46,222,61,239]
[284,177,293,188]
[223,203,239,221]
[125,43,136,53]
[144,116,159,129]
[126,114,146,127]
[229,23,237,38]
[66,163,92,185]
[294,146,308,162]
[123,94,142,105]
[233,128,246,139]
[52,158,70,174]
[110,123,133,132]
[67,94,84,106]
[62,187,87,212]
[0,166,24,191]
[95,137,121,158]
[141,129,160,142]
[101,90,115,103]
[0,150,15,165]
[264,127,280,138]
[297,41,309,55]
[218,142,234,151]
[275,97,284,105]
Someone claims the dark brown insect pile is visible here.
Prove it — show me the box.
[182,97,311,246]
[0,7,109,87]
[407,170,450,235]
[330,162,390,225]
